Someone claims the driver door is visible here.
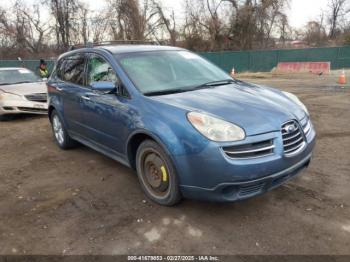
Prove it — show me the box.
[80,53,130,155]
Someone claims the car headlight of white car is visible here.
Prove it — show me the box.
[187,112,246,142]
[283,91,309,115]
[0,91,22,102]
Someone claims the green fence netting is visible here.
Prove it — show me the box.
[199,45,350,73]
[1,45,349,74]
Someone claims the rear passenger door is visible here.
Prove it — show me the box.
[56,53,87,133]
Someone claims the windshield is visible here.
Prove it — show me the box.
[0,69,41,85]
[116,51,231,95]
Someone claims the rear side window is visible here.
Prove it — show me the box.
[57,54,86,85]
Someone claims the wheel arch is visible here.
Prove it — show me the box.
[48,105,56,121]
[48,105,69,131]
[126,130,174,170]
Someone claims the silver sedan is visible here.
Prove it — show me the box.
[0,68,48,120]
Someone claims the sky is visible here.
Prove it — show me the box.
[288,0,329,28]
[0,0,330,29]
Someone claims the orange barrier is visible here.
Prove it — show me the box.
[338,70,347,85]
[277,62,331,74]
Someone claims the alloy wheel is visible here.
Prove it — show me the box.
[52,115,64,145]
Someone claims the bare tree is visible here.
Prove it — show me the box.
[76,3,89,45]
[277,14,290,47]
[0,0,50,57]
[304,20,328,46]
[21,4,51,53]
[230,0,258,50]
[183,0,233,51]
[106,0,161,41]
[2,0,347,59]
[328,0,349,39]
[47,0,82,47]
[89,11,110,43]
[227,0,290,49]
[202,0,226,50]
[181,0,291,50]
[152,0,177,45]
[182,0,208,50]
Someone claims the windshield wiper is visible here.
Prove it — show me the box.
[191,79,235,90]
[144,79,236,96]
[144,88,189,96]
[15,81,32,84]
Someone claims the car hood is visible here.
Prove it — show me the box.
[0,82,46,95]
[150,82,306,136]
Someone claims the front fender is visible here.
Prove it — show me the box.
[128,97,211,157]
[137,112,210,157]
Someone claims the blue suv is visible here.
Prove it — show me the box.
[47,45,316,206]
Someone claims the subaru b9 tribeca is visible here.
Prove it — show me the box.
[47,45,316,206]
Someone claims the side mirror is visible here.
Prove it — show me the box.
[90,81,118,94]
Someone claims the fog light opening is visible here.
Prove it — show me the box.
[221,185,237,197]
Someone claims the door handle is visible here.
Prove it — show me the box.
[56,86,63,91]
[81,95,91,101]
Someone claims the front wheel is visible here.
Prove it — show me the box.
[136,140,182,206]
[50,110,77,149]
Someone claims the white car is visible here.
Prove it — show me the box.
[0,68,48,120]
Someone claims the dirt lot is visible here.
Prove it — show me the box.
[0,73,349,255]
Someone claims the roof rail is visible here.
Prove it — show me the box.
[68,40,162,51]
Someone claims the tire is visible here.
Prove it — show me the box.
[50,110,77,149]
[136,140,182,206]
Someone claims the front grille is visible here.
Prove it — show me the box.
[223,139,274,159]
[281,120,305,156]
[25,93,47,103]
[18,107,47,113]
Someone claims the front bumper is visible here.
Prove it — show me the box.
[0,100,48,115]
[180,153,312,202]
[175,121,316,202]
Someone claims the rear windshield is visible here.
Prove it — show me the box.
[0,69,41,85]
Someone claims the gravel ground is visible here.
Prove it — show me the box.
[0,73,349,255]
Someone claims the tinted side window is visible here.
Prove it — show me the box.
[57,54,86,85]
[87,55,118,86]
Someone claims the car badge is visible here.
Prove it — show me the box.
[284,124,296,134]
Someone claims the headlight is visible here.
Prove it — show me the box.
[283,91,309,115]
[0,91,21,101]
[187,112,245,142]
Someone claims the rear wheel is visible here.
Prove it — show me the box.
[136,140,182,206]
[50,110,77,149]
